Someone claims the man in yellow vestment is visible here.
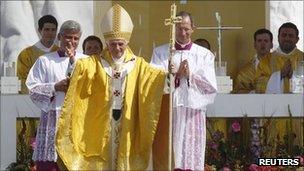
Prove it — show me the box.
[234,28,273,93]
[255,22,303,93]
[17,15,59,94]
[255,22,304,151]
[56,4,166,170]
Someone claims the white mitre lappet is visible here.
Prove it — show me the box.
[101,4,134,42]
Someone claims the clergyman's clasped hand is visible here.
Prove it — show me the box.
[176,59,189,79]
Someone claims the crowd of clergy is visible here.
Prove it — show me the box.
[15,3,303,171]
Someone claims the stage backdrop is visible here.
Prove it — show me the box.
[268,1,303,52]
[0,1,94,76]
[1,1,303,77]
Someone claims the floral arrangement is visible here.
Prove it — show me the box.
[6,118,38,171]
[206,119,248,170]
[205,114,304,171]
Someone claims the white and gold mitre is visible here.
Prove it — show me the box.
[101,4,134,42]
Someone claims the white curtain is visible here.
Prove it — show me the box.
[269,1,304,51]
[0,1,93,76]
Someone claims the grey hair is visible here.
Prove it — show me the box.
[59,20,82,35]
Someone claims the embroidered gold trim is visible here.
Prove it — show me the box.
[113,4,121,35]
[103,32,132,41]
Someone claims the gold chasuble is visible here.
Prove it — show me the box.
[17,44,59,94]
[234,59,256,93]
[255,48,303,93]
[56,47,166,170]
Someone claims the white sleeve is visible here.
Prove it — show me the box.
[199,51,217,91]
[265,71,284,94]
[150,47,169,94]
[173,51,217,109]
[150,48,167,70]
[26,58,56,112]
[188,51,217,107]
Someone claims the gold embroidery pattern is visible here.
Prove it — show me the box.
[103,32,132,42]
[111,115,121,169]
[113,121,121,168]
[113,4,121,36]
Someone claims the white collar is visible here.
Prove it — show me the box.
[253,54,259,69]
[34,41,54,53]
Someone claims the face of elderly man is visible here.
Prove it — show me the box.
[106,39,128,59]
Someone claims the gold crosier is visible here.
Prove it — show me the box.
[164,4,182,170]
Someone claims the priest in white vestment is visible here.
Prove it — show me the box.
[26,20,87,170]
[151,11,217,171]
